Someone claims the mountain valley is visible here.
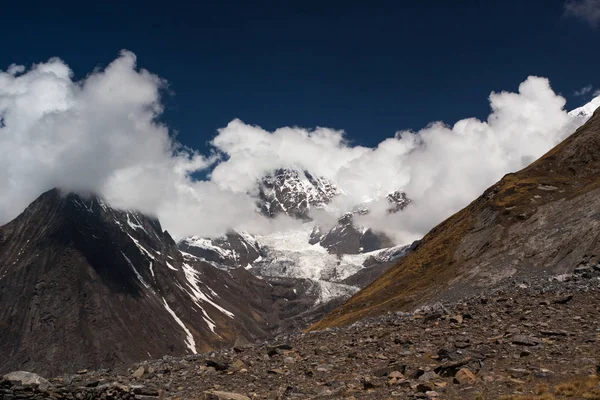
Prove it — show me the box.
[2,100,600,399]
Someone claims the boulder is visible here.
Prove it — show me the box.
[3,371,50,390]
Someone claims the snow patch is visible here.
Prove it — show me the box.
[126,212,147,233]
[166,261,178,271]
[162,297,197,354]
[127,233,156,260]
[121,251,151,290]
[180,236,235,259]
[181,262,235,319]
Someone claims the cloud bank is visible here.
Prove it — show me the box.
[0,51,594,243]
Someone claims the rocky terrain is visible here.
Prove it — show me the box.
[4,263,600,399]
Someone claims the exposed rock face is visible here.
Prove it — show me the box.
[310,213,395,255]
[0,190,302,376]
[312,108,600,329]
[386,190,411,213]
[309,190,410,255]
[257,169,341,219]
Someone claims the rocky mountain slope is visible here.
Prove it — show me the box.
[0,188,411,376]
[312,107,600,330]
[0,190,308,376]
[6,264,600,399]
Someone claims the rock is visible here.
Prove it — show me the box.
[362,376,381,389]
[423,313,443,322]
[511,335,540,346]
[373,363,406,377]
[84,379,100,387]
[532,368,555,378]
[508,368,529,378]
[229,360,246,372]
[553,295,573,304]
[133,386,160,396]
[389,371,404,379]
[453,368,477,385]
[3,371,50,390]
[76,369,88,374]
[418,370,439,381]
[203,391,251,400]
[283,356,295,364]
[416,382,434,392]
[449,315,463,324]
[575,265,594,274]
[425,391,440,398]
[206,360,229,371]
[539,330,568,337]
[132,366,145,378]
[267,369,285,375]
[434,357,471,377]
[520,350,531,357]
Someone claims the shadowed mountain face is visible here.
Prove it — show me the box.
[0,190,298,376]
[312,109,600,330]
[0,189,406,376]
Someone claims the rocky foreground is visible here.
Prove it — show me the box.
[3,265,600,400]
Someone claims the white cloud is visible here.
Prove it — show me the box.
[565,0,600,27]
[0,52,594,243]
[574,84,593,96]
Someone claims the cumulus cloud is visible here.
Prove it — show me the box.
[210,78,585,242]
[565,0,600,27]
[0,51,594,243]
[0,51,297,237]
[574,84,593,96]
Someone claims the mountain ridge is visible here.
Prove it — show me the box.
[0,189,289,375]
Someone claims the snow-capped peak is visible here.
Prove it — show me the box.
[569,95,600,119]
[257,168,342,219]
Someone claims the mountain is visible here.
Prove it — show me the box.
[0,189,305,376]
[568,96,600,119]
[256,167,409,254]
[257,169,341,219]
[309,190,411,255]
[312,107,600,330]
[177,223,412,316]
[0,188,411,376]
[175,168,413,317]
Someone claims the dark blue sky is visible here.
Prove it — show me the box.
[2,0,598,151]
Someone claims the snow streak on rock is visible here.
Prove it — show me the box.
[162,297,197,354]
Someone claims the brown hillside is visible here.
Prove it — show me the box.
[311,109,600,330]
